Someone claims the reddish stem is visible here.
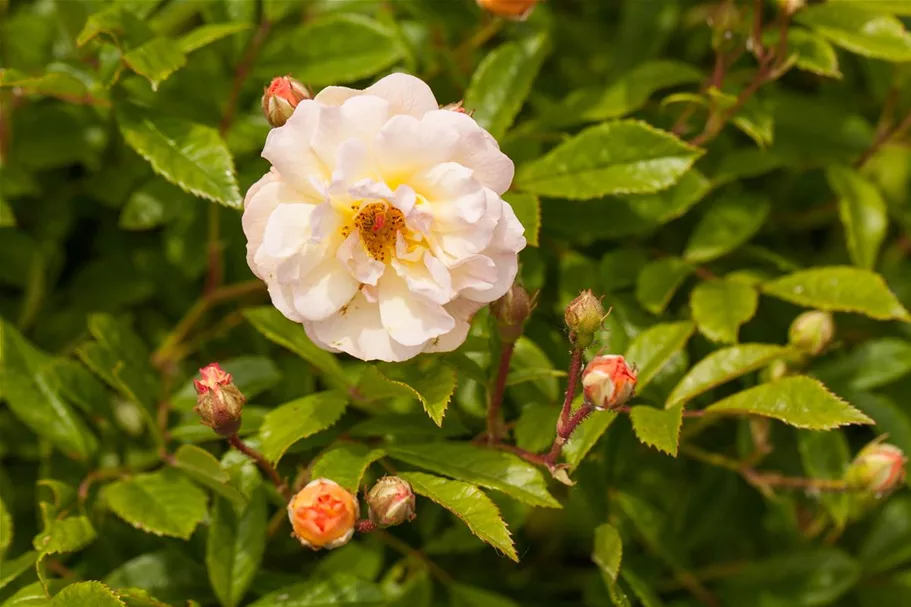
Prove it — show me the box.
[228,434,290,500]
[486,341,516,443]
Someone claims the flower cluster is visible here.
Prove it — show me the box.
[244,73,525,362]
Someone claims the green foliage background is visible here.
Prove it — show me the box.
[2,0,911,605]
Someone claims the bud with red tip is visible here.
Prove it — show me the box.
[788,310,835,356]
[564,290,606,348]
[366,476,416,528]
[476,0,538,20]
[288,479,359,550]
[582,355,637,410]
[490,283,533,343]
[845,441,907,495]
[262,75,311,128]
[193,363,245,436]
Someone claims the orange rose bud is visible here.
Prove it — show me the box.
[582,355,637,410]
[845,442,907,495]
[476,0,538,20]
[262,75,311,128]
[193,363,245,436]
[288,479,359,550]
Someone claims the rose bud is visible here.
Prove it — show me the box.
[564,290,606,348]
[582,355,637,410]
[366,476,416,528]
[262,75,311,128]
[476,0,538,20]
[788,310,834,356]
[490,283,533,344]
[845,441,907,495]
[193,363,245,436]
[288,479,359,550]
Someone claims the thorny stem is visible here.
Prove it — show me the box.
[228,434,291,501]
[486,341,516,443]
[543,347,585,467]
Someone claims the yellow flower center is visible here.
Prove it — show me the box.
[340,202,406,262]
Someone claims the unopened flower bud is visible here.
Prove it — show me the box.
[788,310,834,356]
[582,355,637,410]
[366,476,416,528]
[476,0,538,20]
[288,479,358,550]
[845,442,907,495]
[490,283,533,343]
[193,363,245,436]
[262,75,311,128]
[564,290,606,348]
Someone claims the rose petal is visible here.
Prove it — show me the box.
[378,271,454,347]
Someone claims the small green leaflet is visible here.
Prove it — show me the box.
[761,266,911,321]
[309,443,386,493]
[635,257,692,315]
[827,165,888,270]
[624,321,695,390]
[173,444,246,509]
[704,376,873,429]
[795,3,911,62]
[593,523,623,582]
[516,120,703,200]
[667,344,791,408]
[258,391,348,464]
[684,194,770,263]
[50,581,125,607]
[630,404,683,456]
[178,23,251,54]
[690,279,759,344]
[246,574,383,607]
[356,363,455,426]
[121,37,186,91]
[206,490,267,607]
[103,469,208,539]
[400,472,517,562]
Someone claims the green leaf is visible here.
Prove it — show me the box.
[690,279,759,343]
[178,23,251,54]
[171,356,281,412]
[119,179,190,231]
[516,120,703,199]
[122,37,186,91]
[838,338,911,390]
[173,445,246,509]
[206,489,267,607]
[243,307,349,388]
[103,469,208,539]
[310,444,386,493]
[0,551,38,591]
[564,406,619,470]
[0,196,15,227]
[514,404,557,454]
[796,4,911,62]
[624,321,695,390]
[798,430,850,527]
[247,574,383,607]
[559,60,702,125]
[115,588,174,607]
[635,257,693,315]
[386,442,560,508]
[860,496,911,574]
[4,580,59,606]
[76,6,152,47]
[450,584,520,607]
[629,404,683,456]
[684,194,770,263]
[464,33,549,139]
[257,15,403,86]
[503,192,540,247]
[828,165,888,269]
[593,523,623,582]
[33,516,96,558]
[116,104,240,207]
[258,391,348,464]
[51,582,125,607]
[0,318,98,459]
[0,69,92,104]
[667,344,791,408]
[400,472,517,562]
[761,267,911,321]
[769,27,841,78]
[704,376,873,429]
[0,486,11,557]
[356,363,456,426]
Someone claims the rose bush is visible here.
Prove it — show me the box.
[2,1,911,606]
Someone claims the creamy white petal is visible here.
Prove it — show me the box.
[460,251,519,303]
[261,203,315,259]
[309,292,423,362]
[375,115,459,185]
[412,162,487,226]
[291,257,359,322]
[390,253,452,306]
[262,101,329,198]
[425,298,485,353]
[337,233,385,286]
[243,170,301,276]
[267,281,304,323]
[378,271,454,347]
[362,73,439,118]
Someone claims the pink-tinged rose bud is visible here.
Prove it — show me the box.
[565,290,606,348]
[262,75,311,128]
[788,310,834,356]
[845,442,907,495]
[193,363,245,436]
[582,355,637,410]
[476,0,538,20]
[490,283,533,343]
[288,479,359,550]
[366,476,416,528]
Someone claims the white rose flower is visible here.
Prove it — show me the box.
[243,73,526,362]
